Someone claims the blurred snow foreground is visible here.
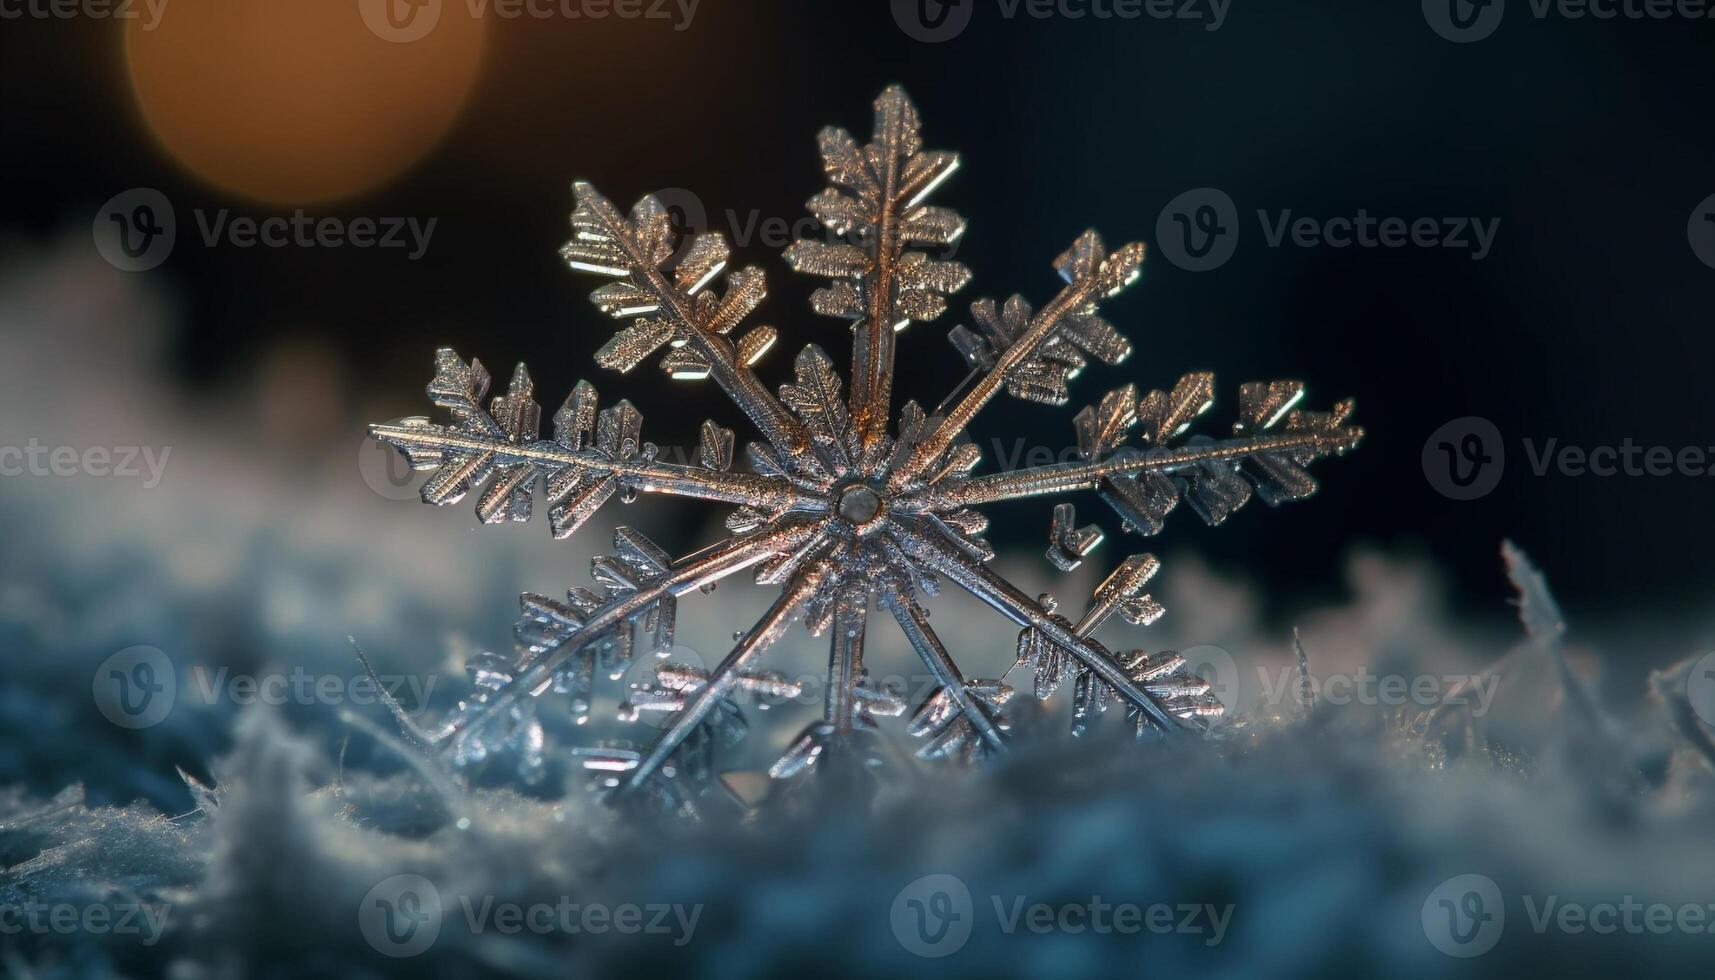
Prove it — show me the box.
[5,239,1715,979]
[4,540,1715,980]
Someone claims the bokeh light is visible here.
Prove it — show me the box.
[124,0,487,204]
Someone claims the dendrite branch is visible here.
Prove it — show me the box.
[619,565,828,794]
[371,421,818,510]
[827,599,867,731]
[573,183,818,467]
[892,521,1187,732]
[891,233,1143,489]
[920,429,1363,509]
[887,597,1008,753]
[896,281,1095,487]
[431,520,817,747]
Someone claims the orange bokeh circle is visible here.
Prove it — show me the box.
[125,0,487,204]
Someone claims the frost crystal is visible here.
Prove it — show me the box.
[371,87,1363,807]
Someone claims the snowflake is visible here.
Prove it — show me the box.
[370,86,1363,810]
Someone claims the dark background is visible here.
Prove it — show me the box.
[3,0,1712,637]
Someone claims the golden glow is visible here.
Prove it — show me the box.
[124,0,487,204]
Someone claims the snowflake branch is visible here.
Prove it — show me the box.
[567,182,820,469]
[892,520,1189,733]
[925,428,1362,509]
[787,86,969,461]
[886,596,1009,754]
[371,420,813,510]
[618,564,828,795]
[430,520,818,747]
[891,232,1144,489]
[826,596,867,731]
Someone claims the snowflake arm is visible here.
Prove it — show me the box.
[786,85,970,465]
[564,182,825,473]
[429,520,818,753]
[372,349,822,533]
[892,519,1192,732]
[919,378,1364,531]
[617,563,829,796]
[890,231,1144,489]
[825,593,868,732]
[372,418,806,510]
[886,596,1009,756]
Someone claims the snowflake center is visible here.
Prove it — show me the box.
[835,484,884,526]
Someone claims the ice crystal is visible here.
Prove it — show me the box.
[370,86,1364,807]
